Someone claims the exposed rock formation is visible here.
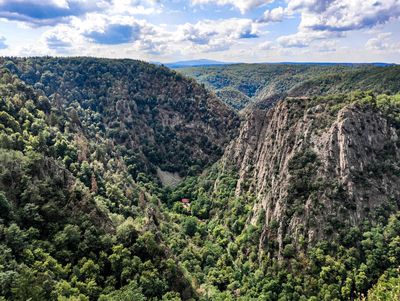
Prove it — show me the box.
[222,96,400,255]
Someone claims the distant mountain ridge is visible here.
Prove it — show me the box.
[154,59,239,68]
[276,62,397,67]
[178,63,400,111]
[1,56,400,300]
[155,60,397,69]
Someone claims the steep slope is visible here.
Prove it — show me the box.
[1,57,239,179]
[164,92,400,300]
[288,66,400,97]
[0,64,198,300]
[165,92,400,300]
[178,63,321,110]
[2,56,400,300]
[222,92,400,255]
[179,64,400,111]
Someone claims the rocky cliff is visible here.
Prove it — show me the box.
[222,93,400,256]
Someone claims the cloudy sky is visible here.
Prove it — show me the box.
[0,0,399,63]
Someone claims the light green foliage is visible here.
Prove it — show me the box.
[179,64,400,110]
[367,273,400,301]
[0,60,195,300]
[98,281,145,301]
[1,58,400,301]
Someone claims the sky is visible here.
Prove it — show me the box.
[0,0,399,63]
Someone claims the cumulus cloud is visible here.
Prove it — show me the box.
[69,13,155,44]
[258,40,275,50]
[277,0,400,49]
[135,37,168,55]
[258,6,288,23]
[177,18,259,52]
[36,13,157,57]
[315,40,336,52]
[366,32,400,52]
[0,0,107,26]
[85,23,142,44]
[108,0,161,15]
[134,18,261,55]
[277,30,342,48]
[191,0,272,14]
[366,32,391,50]
[0,36,7,49]
[287,0,332,14]
[39,14,261,55]
[0,0,164,53]
[296,0,400,32]
[0,0,161,26]
[45,35,72,50]
[41,24,85,53]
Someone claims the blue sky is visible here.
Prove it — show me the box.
[0,0,399,63]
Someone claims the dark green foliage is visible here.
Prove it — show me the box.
[166,170,400,300]
[98,281,145,301]
[183,217,198,237]
[0,62,195,300]
[287,149,320,207]
[0,57,239,178]
[1,57,400,301]
[179,63,400,111]
[0,192,11,221]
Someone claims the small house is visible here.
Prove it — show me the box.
[181,198,190,208]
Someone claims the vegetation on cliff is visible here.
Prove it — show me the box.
[178,63,400,111]
[1,58,400,300]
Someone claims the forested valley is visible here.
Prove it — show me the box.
[1,57,400,300]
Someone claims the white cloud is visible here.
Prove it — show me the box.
[177,18,260,52]
[2,0,399,62]
[287,0,400,32]
[42,25,76,52]
[366,32,400,52]
[0,0,108,26]
[108,0,162,15]
[191,0,272,14]
[38,14,262,56]
[0,36,7,49]
[0,0,161,26]
[315,40,336,52]
[287,0,332,14]
[258,40,275,50]
[135,37,168,54]
[277,30,342,48]
[258,6,288,23]
[277,0,400,49]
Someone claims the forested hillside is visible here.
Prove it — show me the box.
[0,57,238,300]
[1,57,239,178]
[0,64,202,300]
[167,91,400,300]
[179,64,400,111]
[1,58,400,300]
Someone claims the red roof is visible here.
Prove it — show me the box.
[181,198,190,203]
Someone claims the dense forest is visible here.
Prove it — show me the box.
[0,57,239,178]
[1,58,400,300]
[179,64,400,111]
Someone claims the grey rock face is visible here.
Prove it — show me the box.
[222,97,400,255]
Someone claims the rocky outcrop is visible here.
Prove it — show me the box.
[222,96,400,255]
